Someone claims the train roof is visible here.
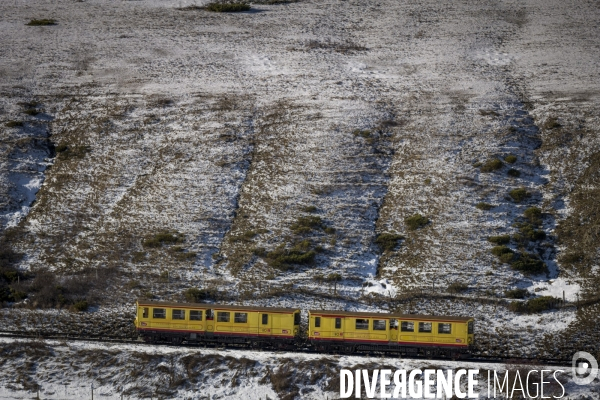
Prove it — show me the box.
[136,300,299,313]
[308,310,473,322]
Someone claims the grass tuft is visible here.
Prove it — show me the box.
[480,158,503,172]
[375,233,403,251]
[405,214,429,231]
[476,202,494,211]
[509,187,530,203]
[504,155,517,164]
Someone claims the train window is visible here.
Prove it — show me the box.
[262,314,268,325]
[153,308,166,319]
[438,323,451,334]
[355,319,369,330]
[335,318,341,329]
[401,321,414,332]
[172,309,185,320]
[373,320,386,330]
[468,321,474,334]
[190,311,202,321]
[217,312,230,322]
[294,313,301,325]
[390,319,398,330]
[419,322,432,333]
[315,317,321,328]
[234,312,248,323]
[142,308,148,318]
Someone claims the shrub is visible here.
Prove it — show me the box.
[353,129,371,138]
[476,202,494,211]
[488,235,510,245]
[72,300,89,312]
[499,252,516,263]
[507,169,520,177]
[290,216,324,234]
[5,121,23,128]
[509,296,559,313]
[515,223,545,242]
[375,233,403,251]
[23,108,40,116]
[184,288,209,303]
[205,2,250,12]
[510,254,547,275]
[560,252,583,264]
[265,243,316,270]
[480,158,503,172]
[55,143,68,153]
[491,245,513,257]
[324,227,336,234]
[26,19,57,26]
[505,288,529,299]
[301,206,317,213]
[405,214,429,231]
[509,187,530,203]
[143,231,183,248]
[504,155,517,164]
[523,206,542,224]
[447,282,468,294]
[543,117,561,130]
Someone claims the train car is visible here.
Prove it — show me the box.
[135,300,301,348]
[308,310,474,358]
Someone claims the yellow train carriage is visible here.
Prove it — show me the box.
[136,300,300,347]
[308,310,474,357]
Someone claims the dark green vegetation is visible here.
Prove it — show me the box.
[510,253,547,275]
[447,282,468,294]
[523,206,542,225]
[374,233,403,252]
[142,231,184,248]
[509,296,560,313]
[55,144,91,160]
[26,19,56,26]
[504,155,517,164]
[183,287,213,303]
[264,241,316,270]
[480,158,503,172]
[405,214,429,231]
[488,235,510,245]
[476,202,494,210]
[505,288,529,299]
[507,169,520,177]
[23,108,40,116]
[205,2,250,12]
[509,187,530,203]
[5,120,23,128]
[543,116,561,130]
[290,216,331,234]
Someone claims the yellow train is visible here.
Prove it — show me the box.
[135,300,301,348]
[309,310,474,358]
[134,300,474,357]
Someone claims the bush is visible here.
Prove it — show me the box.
[491,245,513,257]
[515,223,545,242]
[505,288,529,299]
[509,296,559,313]
[265,243,316,270]
[23,108,40,116]
[324,227,336,235]
[447,282,468,294]
[143,231,183,248]
[290,216,324,234]
[476,202,494,211]
[205,2,250,12]
[375,233,404,251]
[184,288,209,303]
[26,19,57,26]
[5,120,23,128]
[405,214,429,231]
[499,252,516,263]
[488,235,510,245]
[302,206,317,213]
[510,254,547,275]
[353,129,371,138]
[509,187,530,203]
[523,206,542,224]
[543,117,561,130]
[72,300,89,312]
[504,155,517,164]
[507,169,520,177]
[55,143,68,153]
[480,158,503,172]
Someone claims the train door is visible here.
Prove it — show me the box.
[390,319,398,342]
[137,306,150,328]
[260,312,271,335]
[206,309,214,337]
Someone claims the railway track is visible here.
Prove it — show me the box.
[0,329,573,367]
